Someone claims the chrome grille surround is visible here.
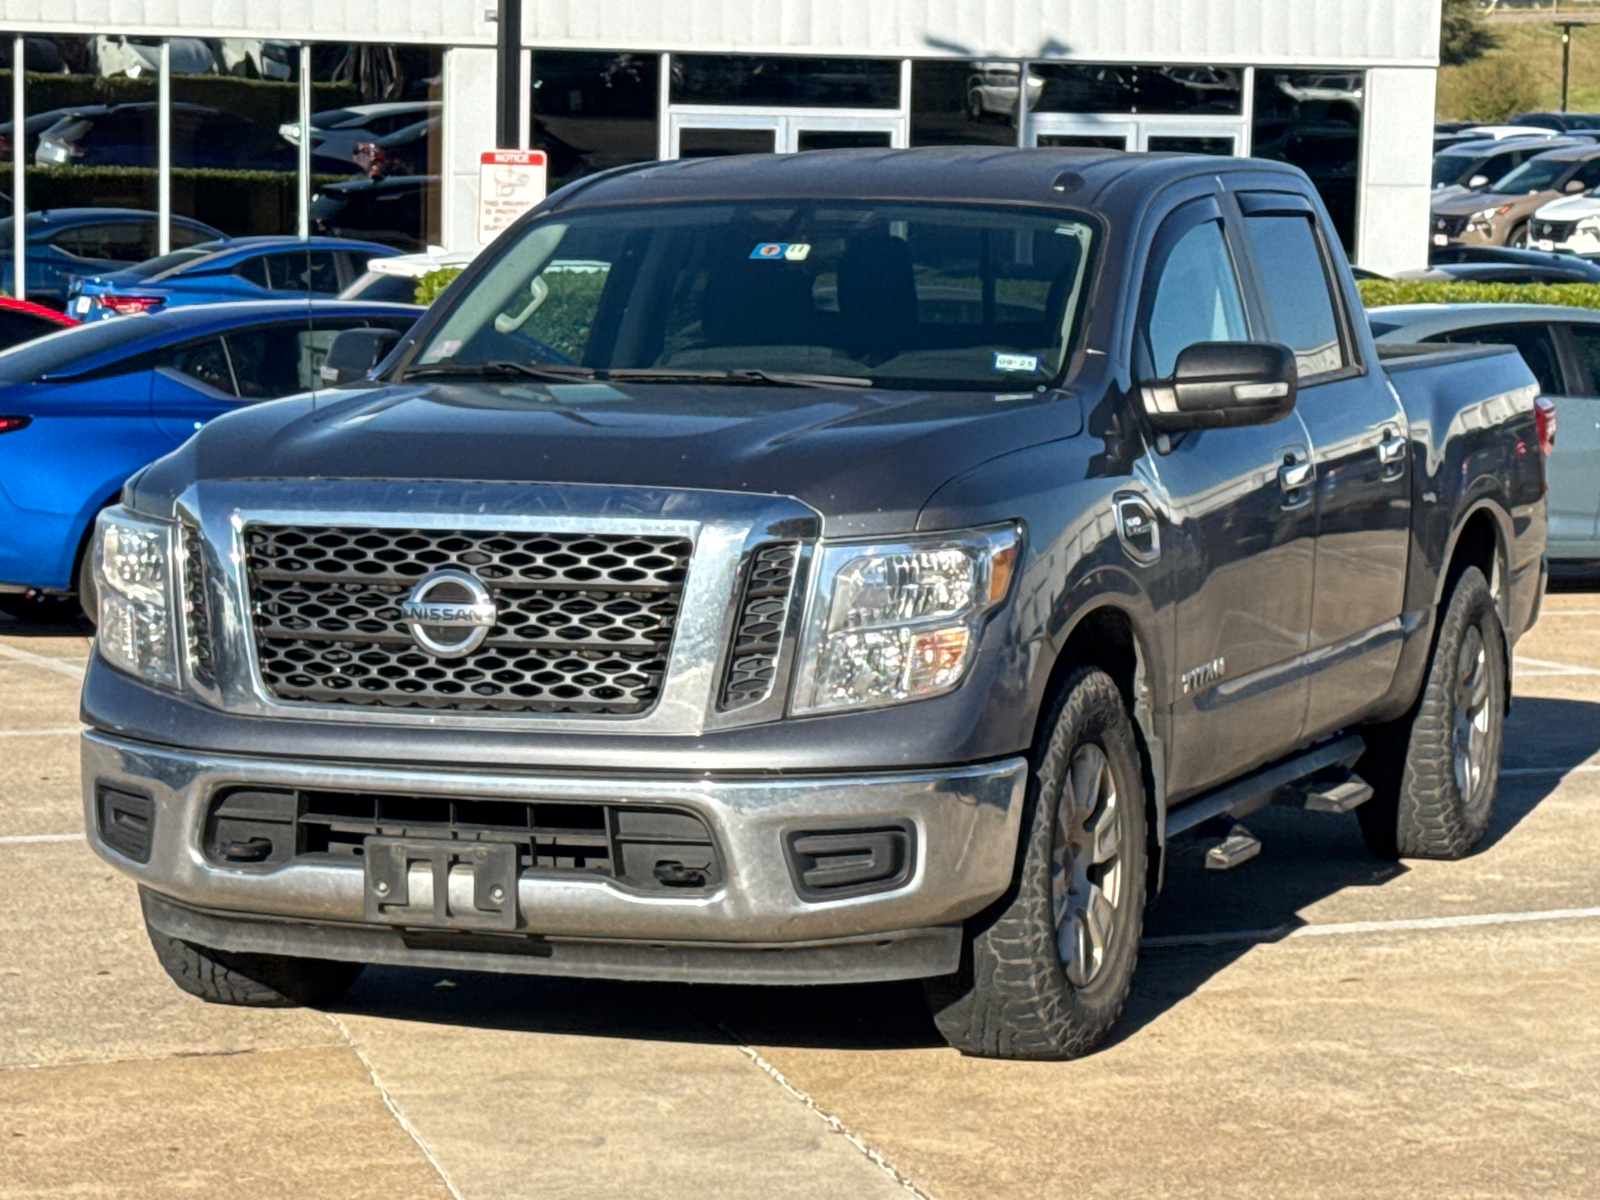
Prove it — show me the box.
[172,480,819,734]
[245,526,693,714]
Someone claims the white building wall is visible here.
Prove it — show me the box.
[1357,67,1437,274]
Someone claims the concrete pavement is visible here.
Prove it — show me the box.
[2,595,1598,1198]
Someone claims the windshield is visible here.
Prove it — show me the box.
[412,202,1098,391]
[1491,156,1570,193]
[1433,154,1473,187]
[341,271,420,303]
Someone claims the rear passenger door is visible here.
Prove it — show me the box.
[1234,190,1410,737]
[149,336,239,443]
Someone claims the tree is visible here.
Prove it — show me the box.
[1441,0,1497,67]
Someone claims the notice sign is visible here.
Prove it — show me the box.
[478,150,548,246]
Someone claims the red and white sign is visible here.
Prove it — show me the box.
[478,150,548,246]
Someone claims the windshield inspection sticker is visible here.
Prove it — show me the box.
[750,242,812,261]
[993,352,1042,373]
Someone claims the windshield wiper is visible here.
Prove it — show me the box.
[403,361,598,383]
[606,368,874,389]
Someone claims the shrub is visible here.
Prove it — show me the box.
[414,267,463,305]
[1435,55,1540,123]
[1357,278,1600,310]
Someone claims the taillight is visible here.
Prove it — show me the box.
[0,416,31,434]
[101,294,162,316]
[1535,395,1556,458]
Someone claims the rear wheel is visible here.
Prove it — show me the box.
[1507,222,1530,249]
[925,667,1147,1059]
[1358,566,1506,859]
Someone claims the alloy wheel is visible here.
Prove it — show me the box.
[1049,742,1125,988]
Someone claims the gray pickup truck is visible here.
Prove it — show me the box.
[83,148,1547,1059]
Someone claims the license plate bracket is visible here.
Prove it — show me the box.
[363,837,519,931]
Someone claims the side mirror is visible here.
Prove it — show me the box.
[1468,174,1489,188]
[1566,179,1587,193]
[1140,342,1298,432]
[320,327,401,385]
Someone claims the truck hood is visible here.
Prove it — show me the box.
[1432,187,1552,216]
[136,378,1085,537]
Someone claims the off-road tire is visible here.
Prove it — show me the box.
[75,547,98,627]
[144,902,363,1007]
[925,667,1147,1059]
[1358,566,1505,860]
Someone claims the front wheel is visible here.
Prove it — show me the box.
[1507,222,1531,249]
[1358,565,1506,859]
[925,667,1147,1059]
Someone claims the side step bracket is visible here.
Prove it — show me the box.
[1165,733,1366,838]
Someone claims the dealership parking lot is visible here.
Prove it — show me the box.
[2,597,1598,1200]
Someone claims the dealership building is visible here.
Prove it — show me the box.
[1,0,1439,296]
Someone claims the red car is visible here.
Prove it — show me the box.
[0,297,76,350]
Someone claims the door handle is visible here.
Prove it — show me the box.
[1378,429,1407,465]
[1279,461,1314,491]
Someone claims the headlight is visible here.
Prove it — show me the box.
[1470,207,1497,223]
[1578,217,1600,233]
[790,525,1020,715]
[94,508,179,688]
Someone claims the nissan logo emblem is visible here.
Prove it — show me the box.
[398,568,497,658]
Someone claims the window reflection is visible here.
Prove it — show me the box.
[1252,70,1364,255]
[911,61,1021,147]
[307,45,443,252]
[671,56,899,108]
[532,52,658,190]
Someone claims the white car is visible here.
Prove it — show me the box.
[338,247,479,303]
[1530,190,1600,254]
[1459,125,1559,142]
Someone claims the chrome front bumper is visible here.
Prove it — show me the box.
[83,731,1028,981]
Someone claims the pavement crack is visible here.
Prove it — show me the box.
[325,1013,465,1200]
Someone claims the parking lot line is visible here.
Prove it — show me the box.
[0,725,80,737]
[1516,656,1600,676]
[0,832,82,845]
[1143,904,1600,949]
[0,642,86,679]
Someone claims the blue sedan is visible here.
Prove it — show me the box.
[0,299,420,620]
[67,236,400,320]
[0,207,224,310]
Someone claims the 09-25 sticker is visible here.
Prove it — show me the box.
[750,242,812,261]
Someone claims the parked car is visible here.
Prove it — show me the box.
[348,116,440,178]
[0,297,77,350]
[1432,136,1580,198]
[1431,143,1600,249]
[35,102,297,172]
[1510,111,1600,134]
[0,300,421,621]
[87,150,1544,1064]
[1527,184,1600,254]
[338,247,476,303]
[215,38,295,81]
[1399,260,1600,285]
[1370,303,1592,559]
[1453,125,1559,142]
[91,35,216,78]
[966,62,1045,120]
[1429,242,1600,275]
[0,208,224,309]
[67,236,400,320]
[278,101,440,166]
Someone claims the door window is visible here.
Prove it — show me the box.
[47,221,156,263]
[158,337,237,395]
[263,251,342,294]
[228,320,415,399]
[1432,324,1564,395]
[1241,214,1348,378]
[1565,324,1600,394]
[233,256,271,288]
[1569,157,1600,191]
[1144,219,1249,377]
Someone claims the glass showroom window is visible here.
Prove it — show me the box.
[670,55,900,109]
[1252,69,1365,255]
[170,40,301,237]
[306,44,443,252]
[532,52,659,192]
[911,60,1025,148]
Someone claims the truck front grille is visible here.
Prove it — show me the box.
[1435,214,1469,237]
[244,525,692,714]
[181,525,216,689]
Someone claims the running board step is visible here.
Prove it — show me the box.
[1166,733,1366,838]
[1298,776,1374,814]
[1205,824,1262,870]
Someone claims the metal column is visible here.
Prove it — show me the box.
[11,35,23,300]
[298,44,312,240]
[496,0,522,148]
[157,40,172,255]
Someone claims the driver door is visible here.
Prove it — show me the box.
[1136,198,1318,800]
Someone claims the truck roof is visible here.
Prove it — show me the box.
[548,147,1308,213]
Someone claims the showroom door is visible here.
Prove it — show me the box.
[1029,115,1243,155]
[669,112,904,157]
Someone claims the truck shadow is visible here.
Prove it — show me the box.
[337,692,1600,1055]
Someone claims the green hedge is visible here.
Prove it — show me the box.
[1357,278,1600,310]
[414,267,462,305]
[412,267,605,362]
